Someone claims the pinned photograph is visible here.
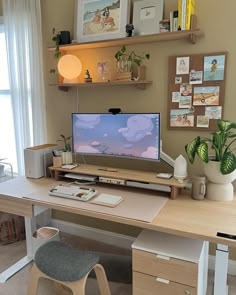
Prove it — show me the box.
[176,57,189,75]
[193,86,220,106]
[179,96,192,108]
[175,76,182,84]
[170,109,194,127]
[180,83,192,96]
[189,71,203,84]
[205,106,222,119]
[197,116,209,128]
[203,55,225,81]
[172,92,181,102]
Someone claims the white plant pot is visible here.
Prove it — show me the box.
[203,161,236,201]
[62,151,73,164]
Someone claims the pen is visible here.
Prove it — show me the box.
[97,168,117,172]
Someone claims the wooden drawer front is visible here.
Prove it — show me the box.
[132,249,198,287]
[133,271,197,295]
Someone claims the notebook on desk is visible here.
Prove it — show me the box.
[91,193,123,207]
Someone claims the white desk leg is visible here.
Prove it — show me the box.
[214,243,228,295]
[0,207,50,283]
[0,216,35,283]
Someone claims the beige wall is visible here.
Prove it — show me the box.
[0,0,2,16]
[41,1,236,257]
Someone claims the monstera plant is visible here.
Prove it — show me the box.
[185,119,236,175]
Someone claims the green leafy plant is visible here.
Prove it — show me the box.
[114,45,150,67]
[50,28,62,74]
[57,134,72,152]
[185,119,236,175]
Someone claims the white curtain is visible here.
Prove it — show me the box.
[3,0,47,175]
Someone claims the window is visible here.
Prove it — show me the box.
[0,18,18,173]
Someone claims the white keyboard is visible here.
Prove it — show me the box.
[48,184,97,202]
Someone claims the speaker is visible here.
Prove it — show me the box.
[24,144,58,178]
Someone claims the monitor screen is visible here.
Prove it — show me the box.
[72,113,160,161]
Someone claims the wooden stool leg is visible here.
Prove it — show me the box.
[27,264,41,295]
[94,264,111,295]
[66,275,88,295]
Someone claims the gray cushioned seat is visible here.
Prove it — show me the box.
[34,241,99,282]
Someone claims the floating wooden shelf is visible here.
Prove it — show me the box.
[48,29,202,52]
[50,80,152,90]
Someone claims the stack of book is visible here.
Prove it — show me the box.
[115,71,132,82]
[177,0,195,31]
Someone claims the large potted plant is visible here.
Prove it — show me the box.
[185,119,236,201]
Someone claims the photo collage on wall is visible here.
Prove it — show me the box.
[168,52,227,130]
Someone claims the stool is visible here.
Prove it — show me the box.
[27,241,111,295]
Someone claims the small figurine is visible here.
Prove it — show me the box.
[126,24,134,37]
[84,69,92,82]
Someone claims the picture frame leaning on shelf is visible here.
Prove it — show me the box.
[132,0,164,36]
[74,0,131,43]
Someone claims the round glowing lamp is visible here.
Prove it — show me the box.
[58,54,82,83]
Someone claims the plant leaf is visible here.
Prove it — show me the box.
[185,137,200,163]
[196,142,209,163]
[221,152,236,174]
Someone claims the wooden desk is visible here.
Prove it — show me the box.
[0,176,235,294]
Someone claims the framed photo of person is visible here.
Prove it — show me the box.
[74,0,130,43]
[132,0,164,36]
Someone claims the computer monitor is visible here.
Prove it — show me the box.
[72,113,160,161]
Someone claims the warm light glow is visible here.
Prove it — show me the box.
[58,54,82,83]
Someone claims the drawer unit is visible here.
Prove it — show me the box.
[133,249,198,287]
[132,230,208,295]
[133,271,197,295]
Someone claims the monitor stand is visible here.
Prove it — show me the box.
[160,140,175,168]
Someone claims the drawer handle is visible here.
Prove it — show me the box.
[156,254,170,260]
[156,277,170,284]
[184,291,190,295]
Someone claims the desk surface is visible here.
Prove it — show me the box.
[0,177,236,247]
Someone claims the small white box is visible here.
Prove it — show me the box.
[24,144,58,178]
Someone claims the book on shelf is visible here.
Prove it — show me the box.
[178,0,195,30]
[186,0,195,29]
[173,10,179,31]
[170,10,178,32]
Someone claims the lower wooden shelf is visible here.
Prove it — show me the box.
[49,164,187,200]
[49,80,152,90]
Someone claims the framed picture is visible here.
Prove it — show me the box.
[132,0,164,35]
[75,0,130,43]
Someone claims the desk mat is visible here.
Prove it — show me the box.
[24,183,168,223]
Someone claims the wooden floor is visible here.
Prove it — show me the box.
[0,233,236,294]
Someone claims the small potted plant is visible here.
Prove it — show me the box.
[185,119,236,201]
[50,28,62,81]
[57,134,73,164]
[114,45,150,78]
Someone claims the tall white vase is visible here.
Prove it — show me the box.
[203,161,236,201]
[62,152,73,164]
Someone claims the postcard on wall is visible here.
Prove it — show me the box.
[175,76,182,84]
[179,96,192,108]
[193,86,220,106]
[180,83,192,96]
[203,55,225,81]
[189,71,203,84]
[196,116,210,128]
[176,57,189,75]
[170,109,194,127]
[172,91,181,102]
[205,106,222,119]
